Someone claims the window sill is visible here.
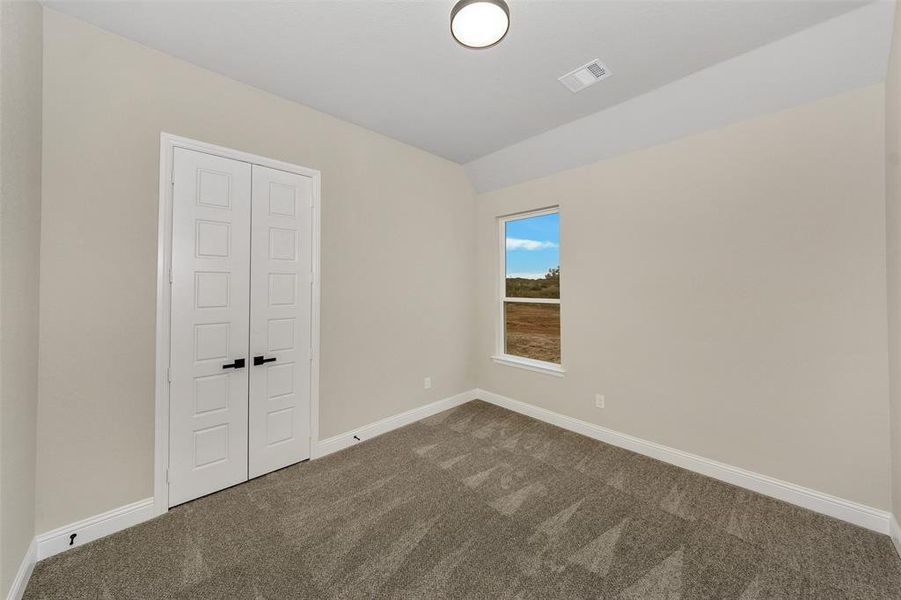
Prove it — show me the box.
[490,355,565,377]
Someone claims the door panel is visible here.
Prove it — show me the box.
[248,165,313,478]
[169,148,251,506]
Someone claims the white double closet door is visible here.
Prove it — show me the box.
[168,147,313,507]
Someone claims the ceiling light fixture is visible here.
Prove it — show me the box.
[450,0,510,49]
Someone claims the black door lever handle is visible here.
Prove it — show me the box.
[253,356,277,366]
[222,358,246,370]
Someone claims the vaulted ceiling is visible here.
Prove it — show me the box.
[47,1,868,163]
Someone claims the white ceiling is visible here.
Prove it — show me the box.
[45,0,868,164]
[468,1,895,192]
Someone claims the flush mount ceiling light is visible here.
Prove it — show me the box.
[451,0,510,49]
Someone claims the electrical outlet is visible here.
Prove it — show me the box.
[424,377,432,390]
[595,394,605,409]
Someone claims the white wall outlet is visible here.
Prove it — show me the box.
[595,394,605,409]
[424,377,432,390]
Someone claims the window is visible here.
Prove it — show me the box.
[495,208,562,375]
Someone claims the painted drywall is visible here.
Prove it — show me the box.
[887,0,901,523]
[41,1,867,165]
[37,9,476,533]
[0,0,42,596]
[476,84,891,509]
[465,1,895,194]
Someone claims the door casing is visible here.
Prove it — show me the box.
[154,133,321,517]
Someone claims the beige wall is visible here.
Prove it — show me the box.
[0,0,42,595]
[887,0,901,521]
[476,84,891,509]
[31,4,898,539]
[37,10,476,533]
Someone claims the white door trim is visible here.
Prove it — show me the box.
[155,132,321,517]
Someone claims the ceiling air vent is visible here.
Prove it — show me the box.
[558,59,612,93]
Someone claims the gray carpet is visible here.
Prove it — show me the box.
[23,400,901,599]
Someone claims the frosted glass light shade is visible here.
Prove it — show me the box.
[451,0,510,49]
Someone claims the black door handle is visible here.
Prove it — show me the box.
[253,356,277,366]
[222,358,245,369]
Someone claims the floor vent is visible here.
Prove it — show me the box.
[559,59,612,93]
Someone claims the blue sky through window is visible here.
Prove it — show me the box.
[505,212,559,279]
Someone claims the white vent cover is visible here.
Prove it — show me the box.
[558,59,612,93]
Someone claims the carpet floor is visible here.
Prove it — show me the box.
[23,400,901,599]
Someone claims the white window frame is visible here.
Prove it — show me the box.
[493,207,565,377]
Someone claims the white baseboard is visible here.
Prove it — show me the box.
[891,514,901,560]
[5,538,36,600]
[31,390,478,563]
[475,388,892,534]
[313,389,478,459]
[36,497,156,561]
[23,386,896,577]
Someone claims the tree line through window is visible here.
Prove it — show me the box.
[501,210,560,365]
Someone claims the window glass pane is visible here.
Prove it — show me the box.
[504,302,560,364]
[505,212,559,298]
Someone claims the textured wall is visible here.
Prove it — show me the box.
[476,85,891,509]
[886,0,901,523]
[33,3,898,543]
[0,0,42,596]
[37,9,476,533]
